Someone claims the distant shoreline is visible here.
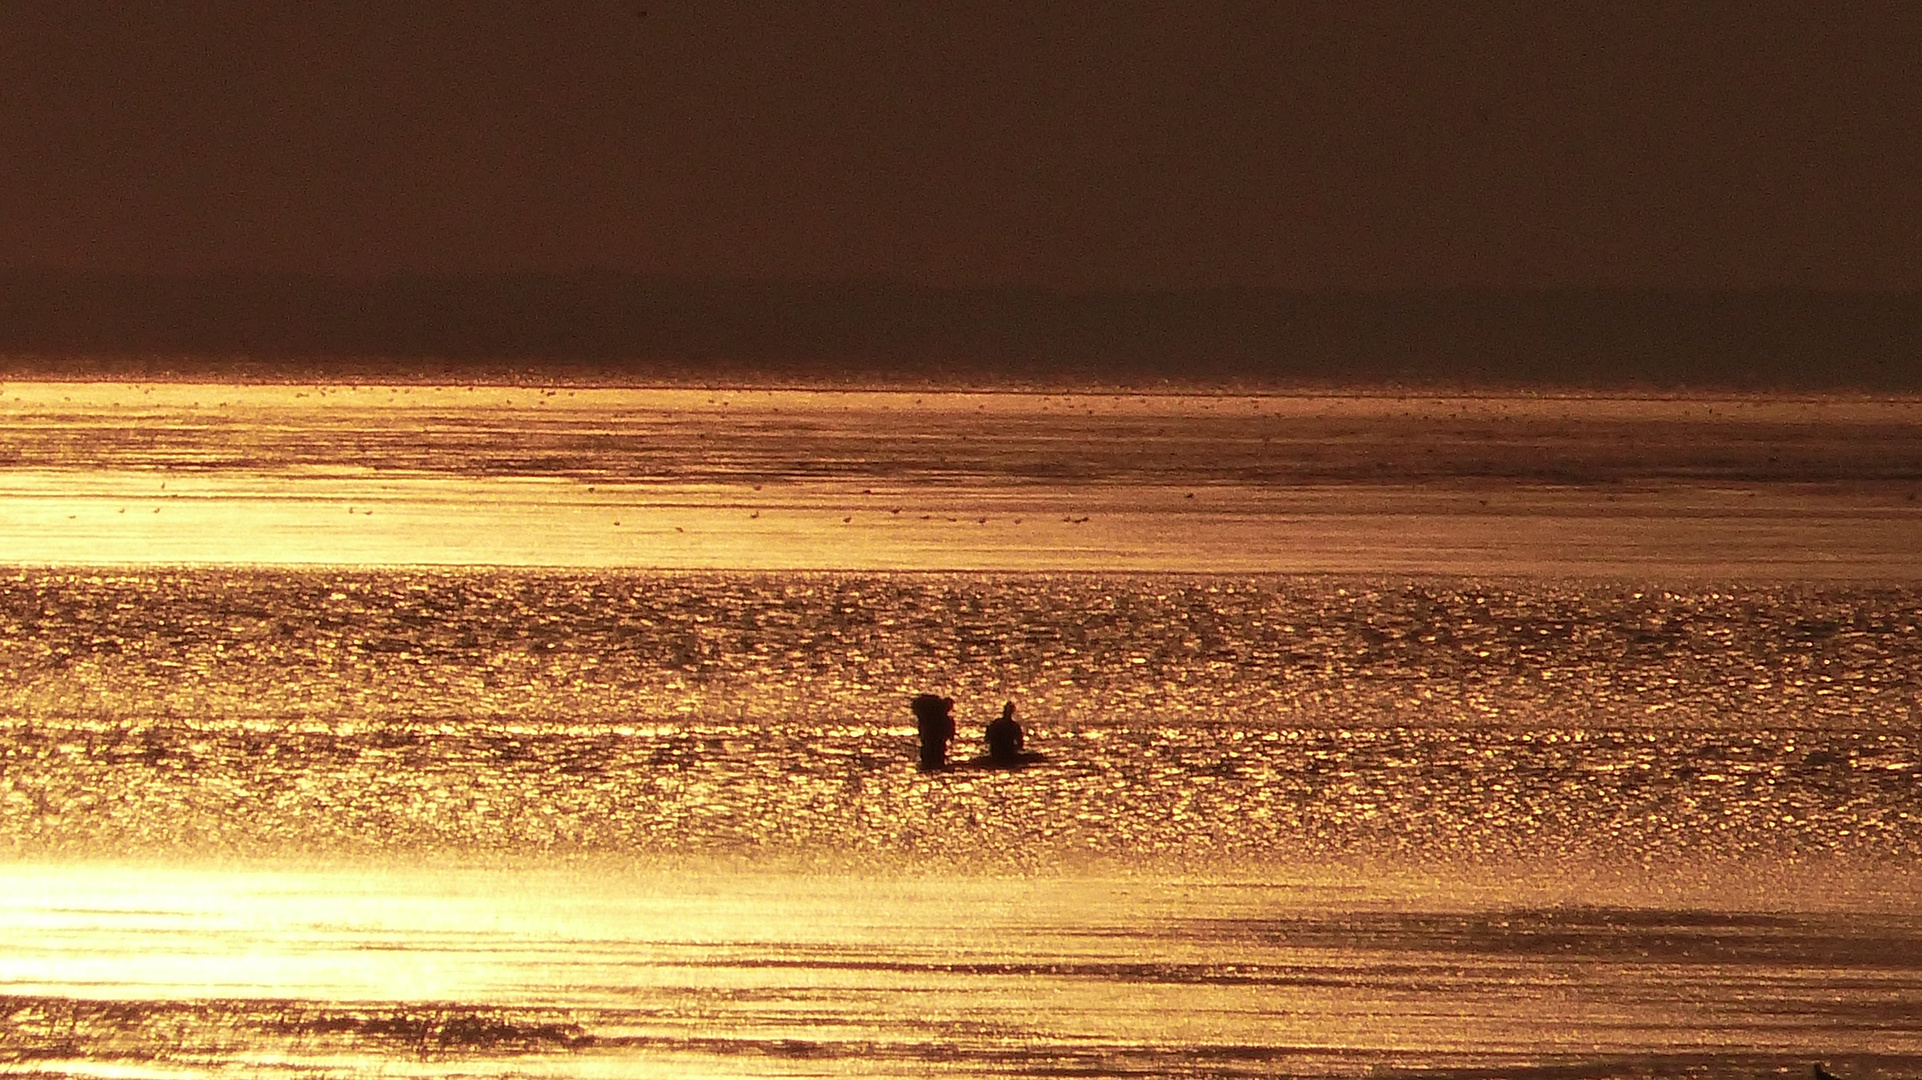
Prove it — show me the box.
[5,366,1922,402]
[4,275,1922,390]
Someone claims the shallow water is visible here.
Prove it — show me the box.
[1,384,1921,1077]
[3,570,1920,866]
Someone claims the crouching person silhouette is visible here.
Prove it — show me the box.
[911,693,956,770]
[985,700,1024,763]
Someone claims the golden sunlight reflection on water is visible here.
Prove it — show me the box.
[4,858,1919,1078]
[6,383,1922,1076]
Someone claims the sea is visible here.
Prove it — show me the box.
[0,381,1920,1079]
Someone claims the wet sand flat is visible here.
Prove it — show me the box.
[3,860,1919,1079]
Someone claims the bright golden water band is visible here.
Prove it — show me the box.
[2,381,1919,575]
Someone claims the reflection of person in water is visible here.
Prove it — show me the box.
[984,700,1024,762]
[910,693,956,769]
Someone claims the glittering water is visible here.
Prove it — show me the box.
[3,569,1920,865]
[2,385,1921,1078]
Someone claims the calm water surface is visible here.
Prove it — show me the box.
[1,384,1920,1078]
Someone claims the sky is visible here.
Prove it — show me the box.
[3,1,1920,291]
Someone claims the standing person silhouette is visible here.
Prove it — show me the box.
[910,693,956,770]
[984,700,1024,762]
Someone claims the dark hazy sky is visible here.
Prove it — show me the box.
[4,1,1919,290]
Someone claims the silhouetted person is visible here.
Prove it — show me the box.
[911,693,955,769]
[984,700,1024,762]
